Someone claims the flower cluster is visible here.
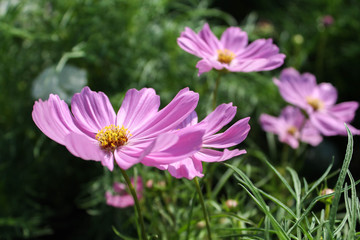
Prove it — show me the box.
[260,67,359,148]
[32,87,250,178]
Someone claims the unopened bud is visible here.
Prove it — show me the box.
[319,188,334,204]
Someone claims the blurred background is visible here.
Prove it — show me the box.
[0,0,359,239]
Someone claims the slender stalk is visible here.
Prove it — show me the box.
[194,177,212,240]
[119,167,147,240]
[325,203,331,219]
[212,71,222,110]
[281,144,289,168]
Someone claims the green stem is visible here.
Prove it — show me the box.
[281,144,289,168]
[325,203,330,220]
[194,177,212,240]
[119,167,147,240]
[212,71,222,110]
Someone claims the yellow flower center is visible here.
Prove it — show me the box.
[306,97,324,111]
[287,126,298,136]
[217,49,235,64]
[95,124,130,152]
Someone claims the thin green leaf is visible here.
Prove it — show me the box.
[227,163,290,240]
[249,151,296,198]
[328,125,353,236]
[112,226,138,240]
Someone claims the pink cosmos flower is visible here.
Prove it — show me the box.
[106,177,143,208]
[32,87,205,171]
[274,68,360,136]
[260,106,322,149]
[177,23,285,76]
[154,103,250,180]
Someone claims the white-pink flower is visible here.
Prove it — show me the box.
[260,106,322,149]
[32,87,205,171]
[178,23,285,76]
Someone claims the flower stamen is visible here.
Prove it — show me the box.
[287,126,298,136]
[96,125,130,152]
[217,49,235,64]
[306,97,324,111]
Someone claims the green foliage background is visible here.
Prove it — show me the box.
[0,0,359,239]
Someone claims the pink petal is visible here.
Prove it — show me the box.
[64,132,113,169]
[281,106,305,127]
[135,88,199,138]
[105,191,134,208]
[316,83,337,107]
[177,27,215,58]
[32,94,81,145]
[177,111,198,129]
[113,182,127,193]
[220,27,248,54]
[141,126,205,166]
[196,59,216,76]
[237,39,281,59]
[116,88,160,134]
[279,134,299,149]
[227,58,269,72]
[273,69,312,109]
[114,146,143,170]
[166,157,204,180]
[300,122,323,146]
[71,87,116,134]
[193,148,246,163]
[198,23,222,52]
[310,112,350,136]
[259,114,283,134]
[203,117,250,148]
[200,103,236,136]
[330,101,359,123]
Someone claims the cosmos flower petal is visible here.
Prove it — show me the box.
[220,26,248,54]
[317,83,337,106]
[64,132,112,168]
[311,112,360,136]
[71,87,116,134]
[177,27,215,58]
[228,58,269,72]
[281,106,305,126]
[259,114,284,133]
[193,148,246,162]
[329,101,359,123]
[177,111,198,129]
[166,157,204,180]
[116,88,160,133]
[279,134,299,149]
[32,94,80,145]
[136,88,199,138]
[198,23,222,52]
[237,39,279,58]
[300,123,323,146]
[114,146,143,170]
[141,126,205,166]
[274,72,310,109]
[106,192,134,208]
[199,103,236,136]
[204,117,250,148]
[196,59,216,76]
